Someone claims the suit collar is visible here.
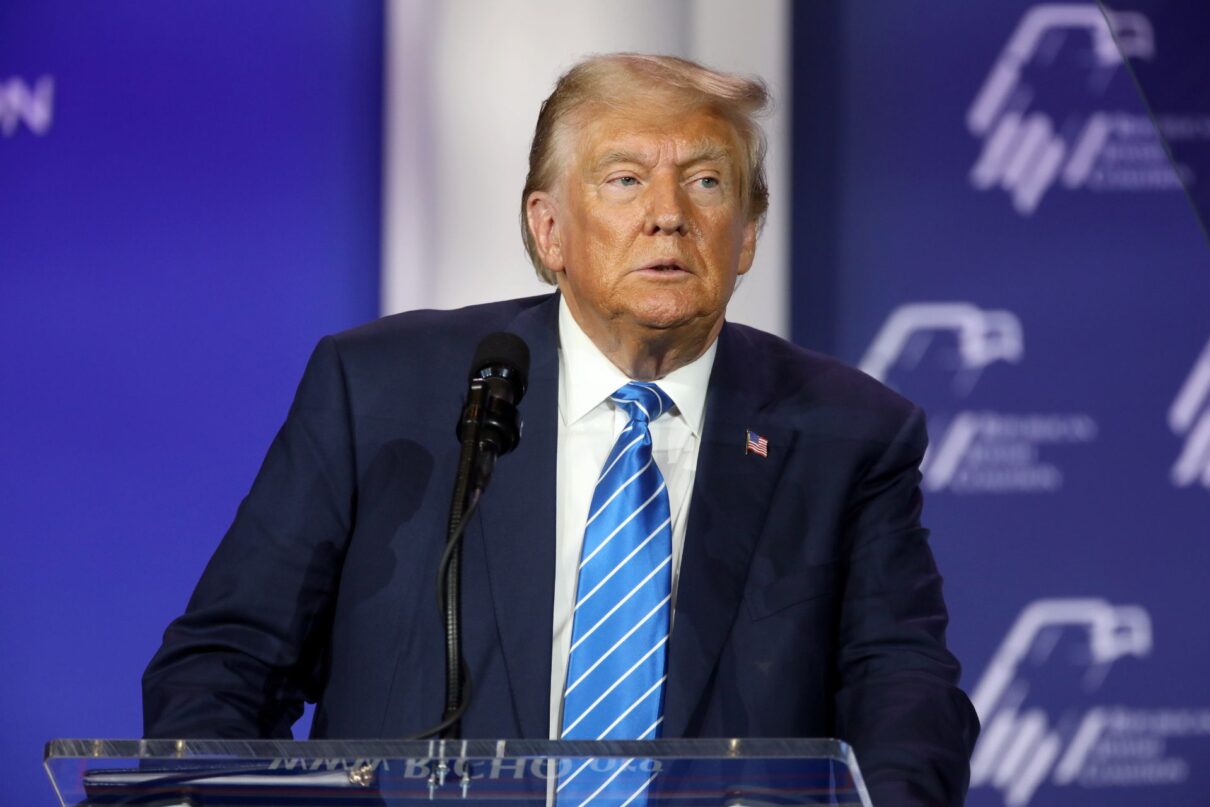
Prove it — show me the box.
[471,293,561,738]
[663,321,796,737]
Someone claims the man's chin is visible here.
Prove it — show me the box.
[624,307,721,343]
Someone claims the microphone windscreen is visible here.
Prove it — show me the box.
[469,332,530,400]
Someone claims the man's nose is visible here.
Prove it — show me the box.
[644,176,688,236]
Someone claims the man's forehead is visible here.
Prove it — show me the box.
[572,105,741,169]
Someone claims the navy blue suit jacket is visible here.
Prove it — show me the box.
[144,294,978,805]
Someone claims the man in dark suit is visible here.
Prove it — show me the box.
[144,54,978,805]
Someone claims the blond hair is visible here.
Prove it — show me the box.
[521,53,771,284]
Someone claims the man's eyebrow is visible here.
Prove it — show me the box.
[680,142,733,166]
[593,148,653,171]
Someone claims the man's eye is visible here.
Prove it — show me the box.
[697,176,720,189]
[611,175,639,187]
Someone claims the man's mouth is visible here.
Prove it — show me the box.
[637,261,690,274]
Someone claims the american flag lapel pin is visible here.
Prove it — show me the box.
[745,429,769,457]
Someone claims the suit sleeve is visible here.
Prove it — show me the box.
[833,405,980,806]
[142,335,357,738]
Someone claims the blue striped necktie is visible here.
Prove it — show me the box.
[559,381,674,806]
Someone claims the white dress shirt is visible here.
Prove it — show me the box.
[548,298,717,738]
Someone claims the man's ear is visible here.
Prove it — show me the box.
[526,191,565,274]
[736,219,758,276]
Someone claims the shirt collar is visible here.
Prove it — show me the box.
[558,296,716,436]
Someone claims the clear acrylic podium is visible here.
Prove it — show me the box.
[44,738,873,806]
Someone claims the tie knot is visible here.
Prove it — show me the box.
[611,382,673,424]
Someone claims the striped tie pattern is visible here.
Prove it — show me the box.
[558,382,674,807]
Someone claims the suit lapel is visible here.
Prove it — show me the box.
[663,323,795,737]
[472,295,560,738]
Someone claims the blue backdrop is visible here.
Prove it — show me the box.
[0,3,382,805]
[792,2,1210,805]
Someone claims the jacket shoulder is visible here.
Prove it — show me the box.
[300,294,554,420]
[328,294,553,361]
[725,321,919,423]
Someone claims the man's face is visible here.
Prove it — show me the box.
[528,99,757,359]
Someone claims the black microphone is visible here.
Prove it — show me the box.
[457,332,529,490]
[433,332,530,740]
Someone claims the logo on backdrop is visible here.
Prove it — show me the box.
[859,303,1024,390]
[860,303,1096,493]
[0,75,55,137]
[969,598,1210,805]
[1169,337,1210,490]
[967,4,1186,214]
